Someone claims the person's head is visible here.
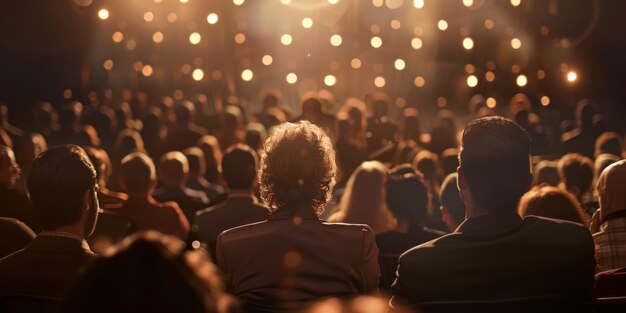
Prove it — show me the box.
[0,145,20,187]
[159,151,189,187]
[412,150,439,182]
[59,101,83,130]
[63,231,233,313]
[115,128,145,159]
[259,121,336,215]
[576,99,597,129]
[595,154,620,181]
[338,161,395,233]
[245,122,267,151]
[533,160,560,187]
[458,116,532,215]
[120,152,157,195]
[197,135,222,182]
[183,147,206,178]
[595,132,623,158]
[440,173,466,231]
[174,101,195,125]
[221,106,243,131]
[402,108,421,141]
[84,146,113,187]
[15,133,47,172]
[27,145,98,235]
[386,169,429,231]
[597,160,626,221]
[221,144,258,191]
[441,148,460,176]
[558,153,594,201]
[262,90,281,110]
[301,93,323,116]
[518,185,589,226]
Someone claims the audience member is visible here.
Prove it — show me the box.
[115,152,189,239]
[165,101,208,151]
[365,93,397,154]
[216,121,380,313]
[328,161,397,234]
[0,145,40,231]
[391,117,595,307]
[594,132,623,159]
[216,106,245,151]
[153,151,209,225]
[439,173,466,232]
[562,99,601,158]
[184,147,226,204]
[63,231,234,313]
[195,144,268,259]
[558,153,595,215]
[13,133,47,193]
[84,146,128,209]
[518,185,589,225]
[533,160,560,187]
[592,160,626,271]
[0,217,35,259]
[197,135,223,185]
[0,145,99,300]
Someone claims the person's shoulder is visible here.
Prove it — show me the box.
[217,220,270,241]
[398,232,458,262]
[523,215,590,234]
[320,221,373,233]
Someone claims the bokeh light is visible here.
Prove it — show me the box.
[302,17,313,29]
[394,59,406,70]
[286,73,298,84]
[262,55,273,65]
[324,74,337,86]
[241,69,254,81]
[370,36,382,48]
[438,20,448,31]
[207,13,219,24]
[516,74,528,87]
[511,38,522,49]
[463,37,474,50]
[467,75,478,87]
[541,96,550,106]
[189,32,201,45]
[567,71,578,82]
[374,76,385,87]
[98,8,109,20]
[330,34,342,46]
[281,34,293,45]
[486,97,497,108]
[192,69,204,81]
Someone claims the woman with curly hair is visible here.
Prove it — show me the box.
[215,121,380,313]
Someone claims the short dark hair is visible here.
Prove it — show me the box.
[595,132,622,158]
[183,147,206,176]
[120,152,155,194]
[221,144,258,190]
[459,116,532,212]
[440,173,466,226]
[386,171,428,229]
[558,153,594,197]
[27,145,97,230]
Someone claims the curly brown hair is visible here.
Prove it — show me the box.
[259,121,336,215]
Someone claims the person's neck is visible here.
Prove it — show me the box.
[49,224,85,240]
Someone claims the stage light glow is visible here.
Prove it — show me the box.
[233,0,245,5]
[391,19,401,30]
[411,37,423,49]
[462,37,474,50]
[385,0,403,9]
[541,96,550,106]
[141,65,153,77]
[328,0,339,4]
[484,19,494,29]
[257,56,272,67]
[467,75,478,87]
[324,75,336,86]
[537,70,546,79]
[413,0,424,9]
[330,34,342,46]
[511,38,522,49]
[281,0,291,4]
[98,9,109,20]
[181,64,191,74]
[73,0,93,7]
[438,20,448,31]
[167,13,177,23]
[234,33,246,44]
[180,0,189,3]
[207,13,219,24]
[112,32,123,43]
[463,0,473,7]
[485,71,495,82]
[567,71,577,82]
[189,32,201,45]
[486,97,496,108]
[302,17,313,28]
[281,34,293,45]
[286,73,298,84]
[351,58,362,69]
[465,64,475,74]
[370,36,382,48]
[372,0,383,7]
[144,12,154,22]
[511,0,521,6]
[103,59,113,70]
[414,76,425,87]
[192,69,204,81]
[516,74,528,87]
[437,97,447,107]
[152,32,164,43]
[394,59,406,70]
[242,69,253,81]
[374,76,385,88]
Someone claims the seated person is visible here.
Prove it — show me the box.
[216,121,380,313]
[183,147,226,205]
[115,152,189,239]
[0,145,99,300]
[0,217,35,259]
[439,172,466,232]
[518,185,589,225]
[62,231,233,313]
[558,153,595,215]
[195,144,267,258]
[153,151,209,223]
[0,145,40,232]
[391,117,595,307]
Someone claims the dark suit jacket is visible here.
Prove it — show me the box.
[153,186,209,223]
[194,195,268,259]
[0,217,35,259]
[0,235,98,299]
[391,213,596,306]
[216,208,380,313]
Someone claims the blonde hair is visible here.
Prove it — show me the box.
[329,161,396,233]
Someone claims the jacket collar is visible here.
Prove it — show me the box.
[456,212,523,234]
[268,205,320,221]
[27,234,94,254]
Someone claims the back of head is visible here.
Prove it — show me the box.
[595,153,620,179]
[518,186,589,225]
[440,173,466,226]
[301,94,323,115]
[259,121,336,215]
[533,160,560,187]
[558,153,594,198]
[262,90,281,109]
[63,232,231,313]
[27,145,97,230]
[221,144,258,190]
[174,101,194,124]
[576,99,597,129]
[441,148,460,176]
[386,171,428,230]
[597,159,626,220]
[159,151,189,187]
[115,129,145,158]
[84,146,112,185]
[183,147,206,176]
[120,152,155,194]
[595,132,623,158]
[412,150,438,181]
[459,116,532,213]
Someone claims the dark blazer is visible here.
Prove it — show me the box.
[0,217,35,259]
[391,213,596,307]
[0,235,98,299]
[194,194,268,258]
[153,186,209,223]
[216,208,380,313]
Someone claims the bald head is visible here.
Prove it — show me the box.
[597,160,626,220]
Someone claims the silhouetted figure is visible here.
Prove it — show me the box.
[295,93,336,141]
[140,107,167,160]
[365,93,397,154]
[0,145,40,232]
[166,101,208,152]
[216,106,246,152]
[183,147,226,204]
[594,131,623,159]
[439,173,466,232]
[84,146,127,209]
[255,90,293,131]
[519,186,589,225]
[533,160,560,187]
[197,135,223,185]
[0,217,34,259]
[562,99,602,158]
[558,153,595,215]
[47,101,84,147]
